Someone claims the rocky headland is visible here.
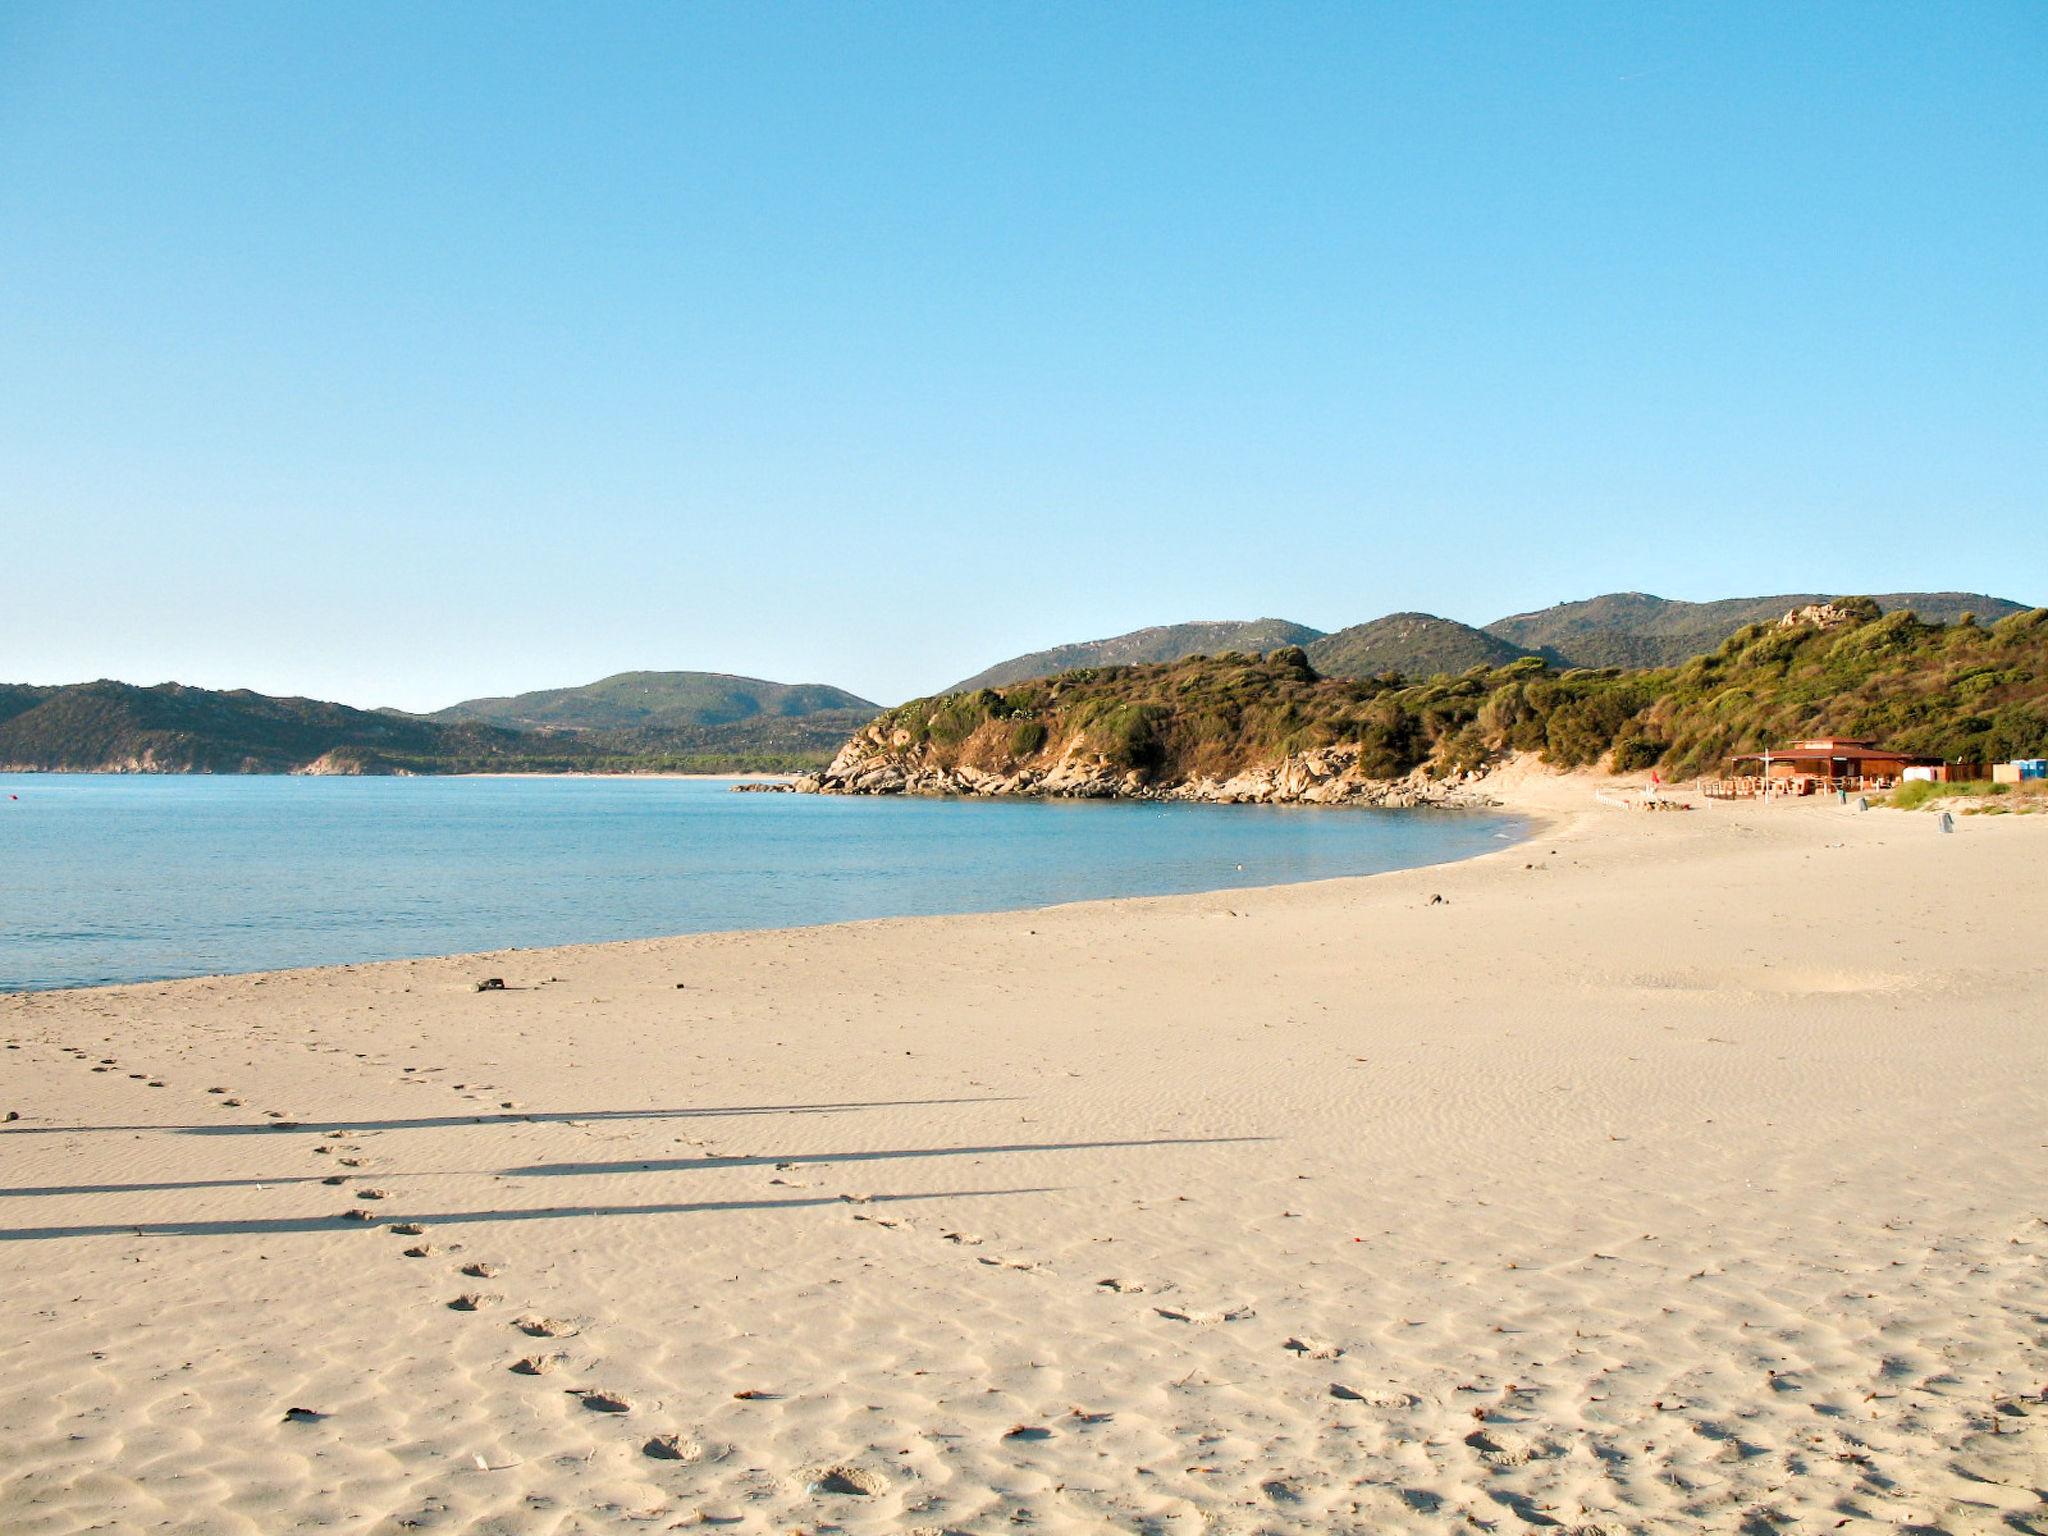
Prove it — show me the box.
[795,731,1497,808]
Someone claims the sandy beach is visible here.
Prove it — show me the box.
[2,773,2043,1535]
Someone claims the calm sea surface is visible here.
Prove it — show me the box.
[0,775,1524,991]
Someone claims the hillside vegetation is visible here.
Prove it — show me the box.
[816,601,2048,795]
[1486,591,2025,670]
[1305,614,1535,678]
[0,680,861,775]
[944,619,1325,693]
[428,670,876,730]
[941,592,2026,691]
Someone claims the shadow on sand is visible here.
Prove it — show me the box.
[0,1096,1015,1138]
[0,1186,1059,1242]
[501,1135,1270,1179]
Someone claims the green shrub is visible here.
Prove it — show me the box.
[1610,736,1666,773]
[1886,779,2003,809]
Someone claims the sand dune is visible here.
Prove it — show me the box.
[2,774,2043,1534]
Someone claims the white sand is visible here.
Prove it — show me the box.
[2,774,2043,1534]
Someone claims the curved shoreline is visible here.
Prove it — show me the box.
[1,783,1533,995]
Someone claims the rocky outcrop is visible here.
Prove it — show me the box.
[794,728,1497,809]
[295,750,413,776]
[1777,601,1862,633]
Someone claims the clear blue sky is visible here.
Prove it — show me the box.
[3,3,2042,708]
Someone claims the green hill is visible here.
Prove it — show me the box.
[1485,591,2028,670]
[429,670,878,731]
[1306,613,1536,678]
[805,601,2048,798]
[0,683,59,729]
[944,619,1325,693]
[0,679,862,775]
[0,681,523,774]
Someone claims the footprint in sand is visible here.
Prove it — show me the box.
[458,1261,500,1278]
[355,1188,392,1200]
[1464,1427,1551,1468]
[448,1293,501,1311]
[1096,1277,1146,1294]
[516,1316,574,1338]
[389,1223,427,1237]
[402,1246,432,1259]
[1155,1305,1255,1324]
[1330,1384,1419,1407]
[805,1464,887,1495]
[573,1389,632,1414]
[321,1175,348,1186]
[1283,1336,1344,1360]
[651,1433,733,1466]
[510,1354,564,1375]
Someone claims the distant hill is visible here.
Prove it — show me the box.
[0,683,59,729]
[429,670,878,731]
[0,679,861,775]
[1306,613,1536,678]
[1485,591,2029,670]
[946,619,1326,693]
[0,681,521,774]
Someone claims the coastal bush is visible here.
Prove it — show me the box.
[1609,736,1666,773]
[1887,780,2006,810]
[923,691,1002,747]
[1082,702,1169,773]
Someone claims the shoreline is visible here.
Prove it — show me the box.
[452,769,800,781]
[4,770,2041,1532]
[1,768,806,782]
[3,796,1542,999]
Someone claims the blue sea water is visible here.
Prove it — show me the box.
[0,775,1523,992]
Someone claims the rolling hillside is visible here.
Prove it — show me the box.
[429,671,877,731]
[0,680,860,775]
[1485,591,2027,670]
[1306,614,1535,678]
[944,620,1325,693]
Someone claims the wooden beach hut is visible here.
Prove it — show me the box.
[1706,737,1941,798]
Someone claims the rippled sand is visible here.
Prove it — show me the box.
[3,772,2043,1534]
